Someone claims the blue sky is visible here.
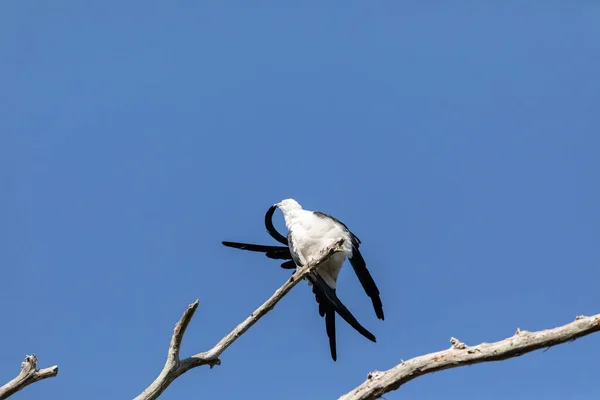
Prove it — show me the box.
[1,2,599,399]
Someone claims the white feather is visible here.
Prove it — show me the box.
[276,199,352,289]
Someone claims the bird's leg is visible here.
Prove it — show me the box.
[305,263,319,275]
[331,240,345,254]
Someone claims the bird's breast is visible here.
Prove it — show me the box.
[289,214,353,260]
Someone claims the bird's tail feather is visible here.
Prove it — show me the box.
[308,274,377,343]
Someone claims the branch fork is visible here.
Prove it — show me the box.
[135,238,345,400]
[4,240,598,400]
[0,354,58,399]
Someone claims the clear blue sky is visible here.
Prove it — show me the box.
[2,3,599,399]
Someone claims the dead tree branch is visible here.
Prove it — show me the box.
[339,313,600,400]
[0,354,58,399]
[134,238,345,400]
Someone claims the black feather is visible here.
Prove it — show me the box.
[280,260,296,270]
[221,241,292,260]
[311,282,337,360]
[308,274,376,343]
[349,248,385,320]
[325,304,337,361]
[265,205,288,245]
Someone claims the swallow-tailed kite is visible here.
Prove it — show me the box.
[274,199,384,320]
[222,199,383,360]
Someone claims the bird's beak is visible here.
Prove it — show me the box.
[274,202,280,208]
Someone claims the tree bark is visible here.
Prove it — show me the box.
[3,239,598,400]
[134,238,345,400]
[338,314,600,400]
[0,354,58,399]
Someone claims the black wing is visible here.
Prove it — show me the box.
[348,247,384,320]
[221,241,292,260]
[313,211,384,321]
[220,205,291,268]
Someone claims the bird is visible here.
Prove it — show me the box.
[222,199,383,360]
[273,199,384,321]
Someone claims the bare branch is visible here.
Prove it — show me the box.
[168,300,199,365]
[339,314,600,400]
[0,354,58,399]
[135,238,345,400]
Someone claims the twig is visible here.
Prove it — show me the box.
[0,354,58,399]
[134,238,345,400]
[338,314,600,400]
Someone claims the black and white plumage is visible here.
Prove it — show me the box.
[275,199,384,321]
[222,199,383,361]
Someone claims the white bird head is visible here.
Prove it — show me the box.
[275,198,303,215]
